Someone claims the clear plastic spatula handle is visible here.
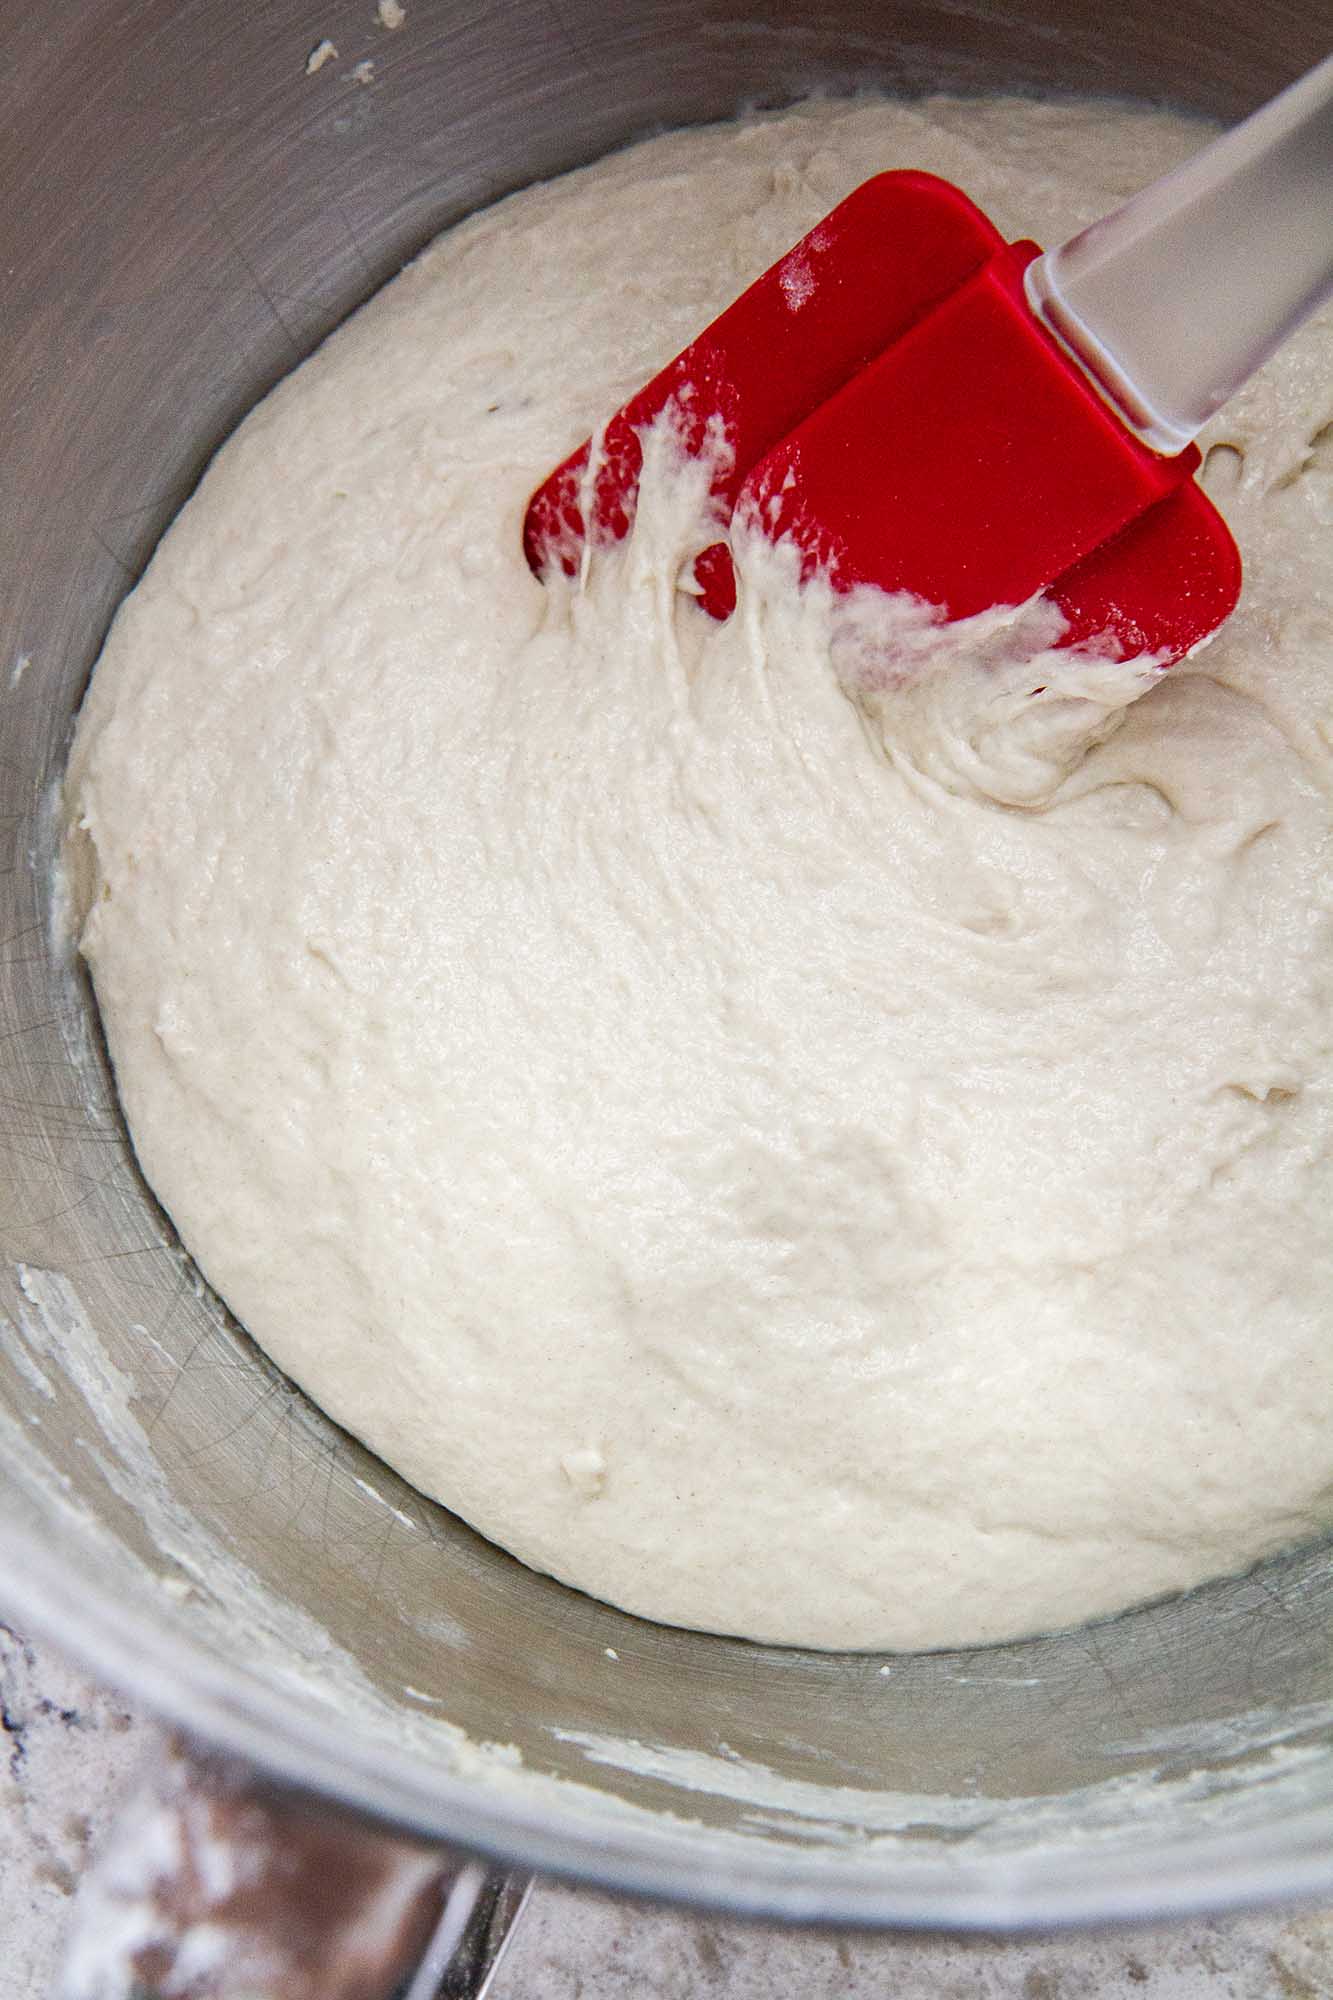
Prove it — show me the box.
[1025,53,1333,456]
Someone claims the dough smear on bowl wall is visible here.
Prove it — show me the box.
[62,92,1333,1653]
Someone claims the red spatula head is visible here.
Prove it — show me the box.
[523,174,1005,597]
[523,173,1241,666]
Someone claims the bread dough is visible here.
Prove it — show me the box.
[63,94,1333,1652]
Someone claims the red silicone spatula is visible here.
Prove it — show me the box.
[525,56,1333,666]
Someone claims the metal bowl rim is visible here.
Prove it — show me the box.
[5,1521,1331,1930]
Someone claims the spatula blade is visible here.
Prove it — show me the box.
[523,173,1242,668]
[523,173,1004,576]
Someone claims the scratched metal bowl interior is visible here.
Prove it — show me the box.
[2,0,1331,1931]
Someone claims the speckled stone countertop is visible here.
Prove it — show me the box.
[4,1622,1331,1998]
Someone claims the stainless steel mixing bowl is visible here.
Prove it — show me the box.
[2,0,1332,1958]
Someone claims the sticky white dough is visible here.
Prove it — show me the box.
[65,94,1333,1650]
